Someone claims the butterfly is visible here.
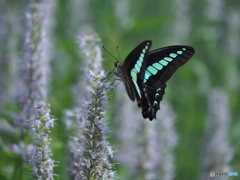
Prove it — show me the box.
[114,40,195,120]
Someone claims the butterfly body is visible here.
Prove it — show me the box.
[115,40,195,120]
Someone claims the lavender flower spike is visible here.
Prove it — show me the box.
[202,90,233,180]
[74,70,115,180]
[16,0,55,129]
[32,101,56,180]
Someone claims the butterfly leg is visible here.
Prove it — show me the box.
[105,78,121,94]
[111,77,121,87]
[104,69,122,93]
[101,68,116,83]
[106,67,116,78]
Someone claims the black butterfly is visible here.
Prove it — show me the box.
[114,40,195,120]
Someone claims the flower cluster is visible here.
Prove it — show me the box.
[71,71,115,180]
[16,0,54,129]
[202,90,233,179]
[32,101,56,180]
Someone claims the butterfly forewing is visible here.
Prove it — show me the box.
[121,41,152,101]
[145,45,195,84]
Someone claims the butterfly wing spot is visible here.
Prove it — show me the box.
[144,70,152,83]
[155,88,161,98]
[177,50,183,55]
[164,57,173,62]
[137,60,142,67]
[131,70,137,81]
[130,70,142,98]
[169,53,177,58]
[153,101,158,106]
[144,63,162,81]
[147,66,158,75]
[159,60,168,66]
[139,57,144,64]
[152,63,163,70]
[134,58,143,73]
[134,64,141,72]
[142,43,150,54]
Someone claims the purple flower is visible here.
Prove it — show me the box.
[15,0,54,129]
[66,31,115,179]
[202,90,233,180]
[68,71,115,180]
[32,101,56,180]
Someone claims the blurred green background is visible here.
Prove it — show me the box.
[0,0,240,179]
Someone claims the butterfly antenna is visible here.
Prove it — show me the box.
[116,46,120,61]
[103,45,118,61]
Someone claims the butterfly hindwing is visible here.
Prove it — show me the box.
[139,45,195,120]
[140,83,167,120]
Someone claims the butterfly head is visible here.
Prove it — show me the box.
[114,61,124,79]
